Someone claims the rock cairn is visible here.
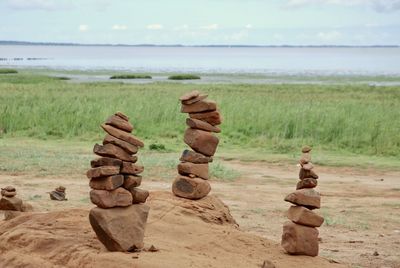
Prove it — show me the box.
[49,186,67,201]
[281,146,324,257]
[0,186,23,211]
[172,90,222,200]
[86,112,150,252]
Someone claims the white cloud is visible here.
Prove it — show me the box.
[112,24,128,31]
[245,24,253,29]
[283,0,400,12]
[146,24,164,30]
[6,0,72,10]
[79,24,89,32]
[200,24,219,30]
[317,30,342,41]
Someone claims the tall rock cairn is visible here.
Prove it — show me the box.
[86,112,150,252]
[281,146,324,257]
[172,90,222,200]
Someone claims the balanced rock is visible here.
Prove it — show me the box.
[172,175,211,200]
[86,165,120,179]
[89,175,124,190]
[89,204,150,251]
[184,128,219,156]
[296,178,318,189]
[189,110,222,126]
[182,94,208,105]
[129,188,149,204]
[120,162,144,175]
[301,162,314,171]
[299,153,311,165]
[179,90,200,101]
[103,134,138,154]
[1,191,16,198]
[302,146,312,153]
[123,175,142,190]
[101,124,144,147]
[115,111,129,121]
[178,162,209,180]
[180,149,212,164]
[49,191,67,201]
[186,118,221,133]
[287,206,324,227]
[90,188,133,208]
[281,221,319,256]
[106,114,134,132]
[284,188,321,209]
[0,196,23,211]
[181,100,217,113]
[93,143,137,163]
[299,169,319,180]
[91,157,122,168]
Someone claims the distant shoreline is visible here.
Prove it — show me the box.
[0,40,399,48]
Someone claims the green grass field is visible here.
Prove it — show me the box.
[0,72,399,169]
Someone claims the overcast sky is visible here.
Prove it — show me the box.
[0,0,399,45]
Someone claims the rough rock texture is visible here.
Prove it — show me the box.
[184,128,219,156]
[115,111,129,121]
[101,124,144,147]
[105,115,134,133]
[90,157,122,168]
[103,134,138,154]
[172,176,211,200]
[179,90,200,101]
[120,162,144,175]
[281,221,319,257]
[129,188,150,204]
[180,149,212,164]
[178,162,209,180]
[287,206,324,227]
[90,188,133,208]
[49,191,67,201]
[182,94,208,105]
[0,192,342,268]
[284,189,321,209]
[93,143,137,163]
[186,118,221,133]
[89,175,124,191]
[89,204,149,252]
[123,175,142,189]
[181,100,217,113]
[299,169,319,180]
[189,110,222,126]
[0,196,23,211]
[86,165,120,179]
[296,178,318,190]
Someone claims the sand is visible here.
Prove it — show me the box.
[0,191,344,268]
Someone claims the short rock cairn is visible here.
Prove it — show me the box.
[281,146,324,257]
[49,186,67,201]
[86,112,150,252]
[172,90,222,200]
[0,186,23,211]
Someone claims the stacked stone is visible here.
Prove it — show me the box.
[0,186,23,211]
[281,146,324,257]
[86,112,150,252]
[49,186,67,201]
[172,90,222,200]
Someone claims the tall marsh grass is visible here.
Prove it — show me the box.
[0,74,399,157]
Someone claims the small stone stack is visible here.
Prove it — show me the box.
[172,90,222,200]
[0,186,23,211]
[86,112,150,252]
[49,186,67,201]
[281,146,324,257]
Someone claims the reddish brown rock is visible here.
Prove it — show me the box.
[90,157,122,168]
[120,162,144,175]
[106,115,133,133]
[49,191,67,201]
[178,162,209,180]
[123,175,142,190]
[115,111,129,121]
[299,153,311,165]
[103,134,138,154]
[186,118,221,133]
[182,94,208,105]
[189,110,222,126]
[172,175,211,200]
[281,221,319,256]
[296,178,318,189]
[1,191,16,197]
[301,162,314,171]
[90,188,133,208]
[287,206,324,227]
[284,189,321,209]
[179,90,200,101]
[1,186,15,192]
[89,204,150,251]
[101,124,144,147]
[89,175,124,190]
[86,165,120,179]
[180,149,212,164]
[129,188,149,204]
[181,100,217,113]
[299,168,319,180]
[302,146,312,153]
[184,128,219,157]
[0,196,23,211]
[93,143,137,163]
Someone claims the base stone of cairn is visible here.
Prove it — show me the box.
[281,146,324,257]
[86,112,149,252]
[172,91,222,200]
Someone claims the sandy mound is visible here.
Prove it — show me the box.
[0,191,345,268]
